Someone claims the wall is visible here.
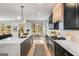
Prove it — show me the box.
[42,20,48,35]
[58,19,79,44]
[26,21,32,34]
[60,30,79,44]
[69,31,79,44]
[11,22,19,37]
[53,3,64,22]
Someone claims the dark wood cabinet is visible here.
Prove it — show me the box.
[76,3,79,28]
[54,42,63,56]
[46,35,54,55]
[54,42,73,56]
[62,48,73,56]
[64,3,79,29]
[46,35,73,56]
[64,3,76,29]
[21,35,33,56]
[49,14,54,29]
[49,14,53,24]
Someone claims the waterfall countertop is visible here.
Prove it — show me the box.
[0,35,31,44]
[54,40,79,56]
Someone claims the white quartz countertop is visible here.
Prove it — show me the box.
[54,40,79,56]
[0,35,31,44]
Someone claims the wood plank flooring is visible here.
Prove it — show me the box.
[27,37,52,56]
[33,44,46,56]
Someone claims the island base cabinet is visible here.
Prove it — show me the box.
[46,35,54,56]
[62,48,73,56]
[54,42,63,56]
[54,42,73,56]
[21,36,33,56]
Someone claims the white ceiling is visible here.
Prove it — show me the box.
[0,3,54,21]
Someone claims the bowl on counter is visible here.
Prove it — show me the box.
[50,36,66,40]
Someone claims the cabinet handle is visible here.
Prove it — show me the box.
[65,53,68,56]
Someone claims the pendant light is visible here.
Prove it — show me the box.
[21,5,24,20]
[21,5,26,22]
[18,4,24,21]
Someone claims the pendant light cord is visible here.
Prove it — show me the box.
[21,5,24,20]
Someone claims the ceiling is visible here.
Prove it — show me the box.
[0,3,54,21]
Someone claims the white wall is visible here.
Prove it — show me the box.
[43,21,47,35]
[11,22,19,37]
[26,21,32,34]
[60,30,79,44]
[59,21,64,30]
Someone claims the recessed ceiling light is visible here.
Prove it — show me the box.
[18,16,21,20]
[18,16,24,20]
[38,12,41,16]
[23,20,26,22]
[36,24,38,25]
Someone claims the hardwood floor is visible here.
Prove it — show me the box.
[33,44,46,56]
[27,37,52,56]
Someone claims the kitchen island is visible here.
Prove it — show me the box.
[0,35,33,56]
[54,40,79,56]
[46,35,79,56]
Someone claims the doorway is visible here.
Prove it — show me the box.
[32,23,43,34]
[32,23,43,40]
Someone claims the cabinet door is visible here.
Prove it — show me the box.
[46,36,54,55]
[62,48,73,56]
[48,39,54,55]
[21,40,26,56]
[64,3,76,29]
[21,39,28,56]
[54,42,63,56]
[21,39,30,56]
[76,3,79,28]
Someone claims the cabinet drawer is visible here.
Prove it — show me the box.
[54,42,63,56]
[63,49,73,56]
